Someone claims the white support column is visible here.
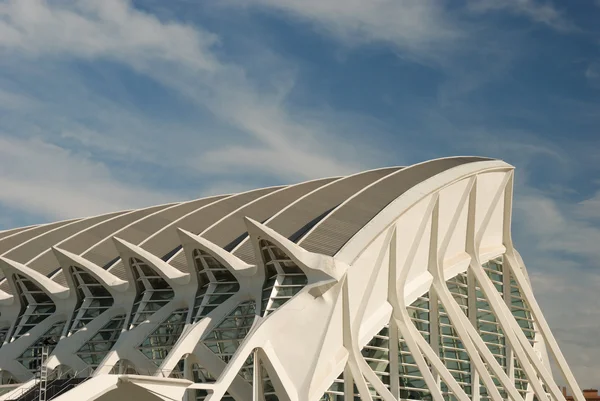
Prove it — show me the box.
[469,258,557,401]
[462,175,549,401]
[347,227,395,401]
[386,201,467,401]
[429,183,508,401]
[503,261,515,382]
[507,250,584,401]
[467,267,480,401]
[343,364,355,401]
[470,172,570,401]
[389,318,400,399]
[428,288,441,386]
[253,349,263,401]
[341,275,374,401]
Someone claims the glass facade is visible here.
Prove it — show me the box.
[10,274,56,341]
[192,249,240,323]
[128,258,174,329]
[439,274,471,401]
[319,257,540,401]
[400,294,431,400]
[67,267,114,336]
[259,240,308,316]
[76,314,126,368]
[202,301,256,382]
[260,359,280,401]
[362,325,391,399]
[16,321,64,373]
[137,308,187,366]
[510,269,538,398]
[475,262,507,401]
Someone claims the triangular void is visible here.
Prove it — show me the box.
[67,266,114,335]
[192,249,240,323]
[137,308,187,367]
[77,314,126,369]
[202,301,256,382]
[258,240,307,317]
[10,274,56,341]
[128,258,174,329]
[16,321,65,374]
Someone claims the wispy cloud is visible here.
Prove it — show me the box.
[585,60,600,87]
[0,0,381,223]
[0,135,177,220]
[468,0,578,32]
[225,0,462,61]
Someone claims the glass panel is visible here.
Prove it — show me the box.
[259,240,307,317]
[76,314,126,369]
[192,250,240,323]
[10,274,56,341]
[67,267,114,336]
[202,301,256,382]
[128,258,174,329]
[137,309,187,366]
[16,321,65,374]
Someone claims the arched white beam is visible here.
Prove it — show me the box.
[72,199,216,272]
[2,211,126,270]
[0,224,39,241]
[39,247,133,373]
[244,217,340,283]
[230,167,400,263]
[176,228,256,278]
[0,219,80,256]
[337,159,513,265]
[0,258,73,381]
[187,176,337,254]
[0,257,69,300]
[137,186,283,270]
[111,237,190,286]
[299,157,491,257]
[92,238,192,376]
[157,230,259,377]
[387,197,450,401]
[501,176,586,401]
[427,183,527,401]
[29,204,178,284]
[52,247,128,292]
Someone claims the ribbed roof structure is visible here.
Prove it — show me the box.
[0,157,585,401]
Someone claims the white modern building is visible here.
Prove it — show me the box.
[0,157,585,401]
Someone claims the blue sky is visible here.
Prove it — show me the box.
[0,0,599,388]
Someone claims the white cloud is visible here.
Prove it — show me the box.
[468,0,577,32]
[0,0,218,70]
[0,135,178,220]
[0,0,378,224]
[225,0,462,61]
